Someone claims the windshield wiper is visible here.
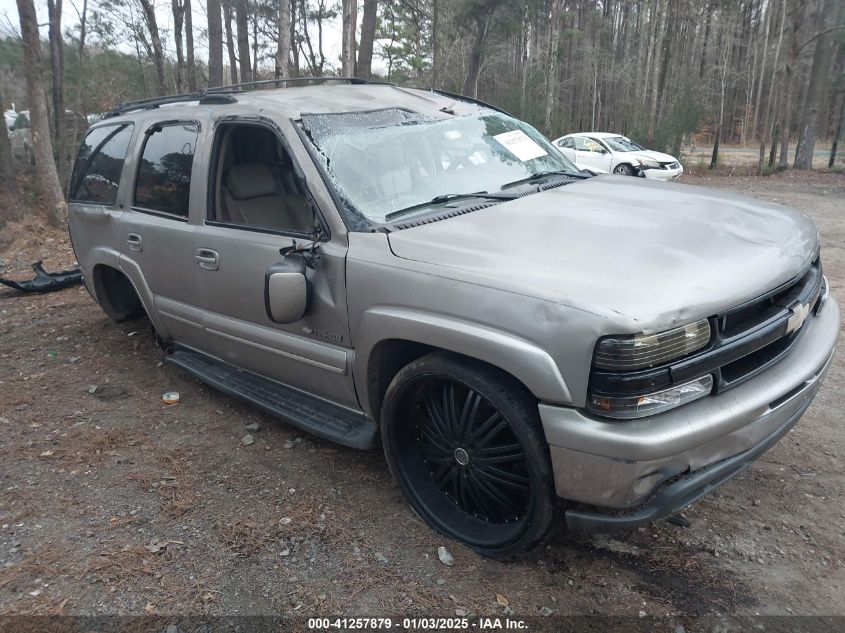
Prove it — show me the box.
[501,169,586,189]
[384,191,516,221]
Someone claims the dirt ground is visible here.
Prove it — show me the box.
[0,173,843,621]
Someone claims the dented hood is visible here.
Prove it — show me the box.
[386,176,819,332]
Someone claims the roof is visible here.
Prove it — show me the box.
[564,132,624,138]
[103,83,499,123]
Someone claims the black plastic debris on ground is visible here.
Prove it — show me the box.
[0,260,83,293]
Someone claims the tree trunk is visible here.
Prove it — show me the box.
[290,0,300,76]
[778,0,804,170]
[752,0,772,140]
[431,0,439,87]
[251,12,259,79]
[172,0,186,92]
[698,1,712,79]
[223,0,239,83]
[16,0,66,227]
[46,0,63,146]
[235,0,252,82]
[341,0,357,76]
[830,92,844,167]
[711,7,734,170]
[275,0,292,78]
[648,0,667,140]
[185,0,197,90]
[543,0,563,134]
[0,82,16,195]
[519,9,532,117]
[46,0,67,183]
[139,0,168,94]
[794,0,841,169]
[759,0,787,174]
[463,11,492,98]
[208,0,224,87]
[71,0,88,150]
[357,0,377,79]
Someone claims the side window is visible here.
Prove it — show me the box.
[134,123,199,218]
[13,112,30,130]
[572,137,589,151]
[69,123,134,205]
[561,138,574,149]
[584,138,605,153]
[210,124,314,235]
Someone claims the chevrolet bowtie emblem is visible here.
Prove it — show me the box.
[786,301,811,335]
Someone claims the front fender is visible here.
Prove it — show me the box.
[353,307,572,418]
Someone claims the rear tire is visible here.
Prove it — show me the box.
[613,163,634,176]
[381,352,559,559]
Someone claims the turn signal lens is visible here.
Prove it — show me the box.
[589,375,713,420]
[594,319,711,370]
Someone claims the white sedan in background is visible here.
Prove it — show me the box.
[553,132,683,181]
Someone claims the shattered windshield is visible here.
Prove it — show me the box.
[603,136,645,152]
[300,108,579,225]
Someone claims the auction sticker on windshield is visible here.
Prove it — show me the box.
[493,130,548,161]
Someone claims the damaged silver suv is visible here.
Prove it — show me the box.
[68,79,839,559]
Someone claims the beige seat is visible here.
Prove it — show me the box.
[222,163,310,231]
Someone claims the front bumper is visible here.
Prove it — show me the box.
[642,164,684,180]
[539,295,839,531]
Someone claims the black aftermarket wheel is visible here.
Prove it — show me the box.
[381,353,558,559]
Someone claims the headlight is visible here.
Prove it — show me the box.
[589,375,713,419]
[637,158,660,168]
[594,319,711,370]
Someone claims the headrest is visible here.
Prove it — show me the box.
[226,163,278,200]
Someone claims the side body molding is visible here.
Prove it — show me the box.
[353,307,572,418]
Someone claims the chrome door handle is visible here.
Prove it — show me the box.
[126,233,142,252]
[195,248,219,271]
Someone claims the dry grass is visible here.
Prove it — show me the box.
[12,426,130,467]
[114,448,200,519]
[82,544,164,589]
[0,548,66,592]
[0,214,76,278]
[217,518,286,557]
[0,488,37,523]
[215,496,348,558]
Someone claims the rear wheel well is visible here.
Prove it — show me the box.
[92,264,145,322]
[366,339,536,423]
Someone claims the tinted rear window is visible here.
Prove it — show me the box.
[134,123,198,217]
[69,123,134,205]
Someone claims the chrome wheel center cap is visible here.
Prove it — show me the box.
[454,447,470,466]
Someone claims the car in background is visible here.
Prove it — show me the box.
[8,109,87,164]
[553,132,683,181]
[4,108,16,131]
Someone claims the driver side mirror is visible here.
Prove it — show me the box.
[264,251,309,324]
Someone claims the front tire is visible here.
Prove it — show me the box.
[381,352,558,559]
[613,163,634,176]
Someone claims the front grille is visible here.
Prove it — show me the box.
[590,257,824,400]
[711,258,823,391]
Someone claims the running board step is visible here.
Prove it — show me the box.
[166,348,378,450]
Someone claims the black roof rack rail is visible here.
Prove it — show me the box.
[104,92,207,119]
[203,76,393,94]
[429,89,515,118]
